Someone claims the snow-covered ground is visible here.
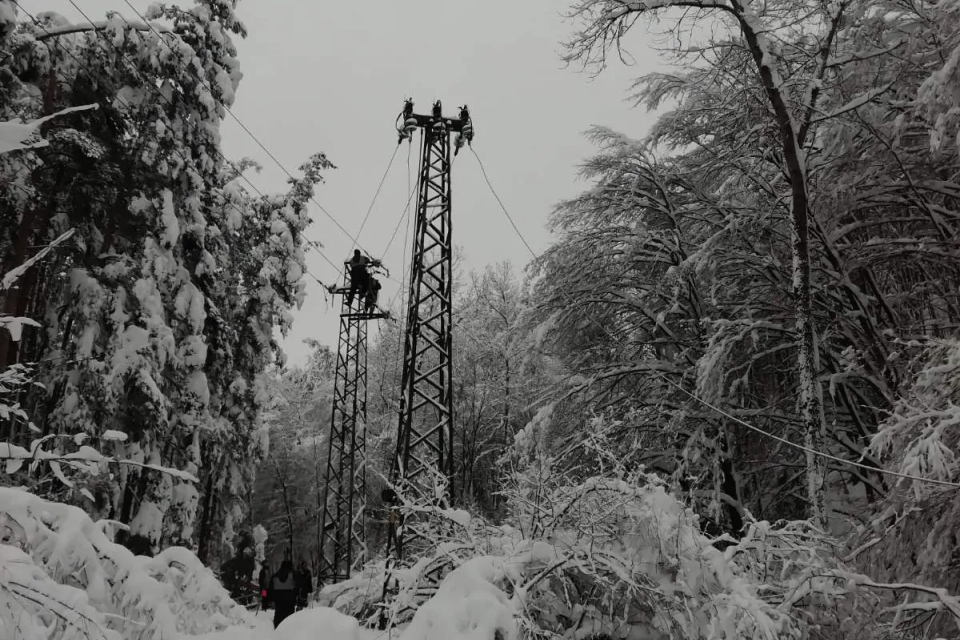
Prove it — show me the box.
[200,609,392,640]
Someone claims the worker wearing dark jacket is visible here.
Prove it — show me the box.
[296,561,313,610]
[258,563,270,610]
[267,560,298,628]
[346,250,370,306]
[346,250,382,306]
[365,276,382,313]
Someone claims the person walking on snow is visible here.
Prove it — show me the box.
[296,561,313,610]
[258,563,270,610]
[267,560,298,628]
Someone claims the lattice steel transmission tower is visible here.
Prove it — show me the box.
[319,263,389,584]
[390,98,473,520]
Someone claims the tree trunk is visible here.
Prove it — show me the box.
[732,1,827,527]
[0,68,59,372]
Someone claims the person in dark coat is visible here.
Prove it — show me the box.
[346,250,370,306]
[267,560,298,628]
[258,563,270,610]
[296,561,313,610]
[364,276,382,313]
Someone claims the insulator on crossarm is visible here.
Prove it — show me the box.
[459,105,474,143]
[454,105,474,155]
[397,98,416,143]
[397,118,418,144]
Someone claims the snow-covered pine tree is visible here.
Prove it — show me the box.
[0,1,332,564]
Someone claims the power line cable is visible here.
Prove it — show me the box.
[468,146,960,491]
[470,147,539,260]
[117,0,374,258]
[399,141,415,303]
[390,140,417,378]
[110,1,414,295]
[397,158,415,307]
[11,2,333,291]
[67,0,350,282]
[382,145,419,263]
[355,143,400,242]
[81,0,367,262]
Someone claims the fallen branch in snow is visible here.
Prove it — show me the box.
[841,572,960,633]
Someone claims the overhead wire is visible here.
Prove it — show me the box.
[467,146,960,491]
[382,143,419,266]
[104,0,421,292]
[109,0,412,294]
[105,0,374,259]
[390,138,417,379]
[397,140,416,312]
[11,1,334,291]
[355,143,400,243]
[470,147,539,261]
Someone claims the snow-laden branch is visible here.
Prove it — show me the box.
[810,82,896,125]
[604,0,732,19]
[0,105,97,155]
[842,571,960,632]
[0,441,199,483]
[33,19,170,41]
[0,229,75,291]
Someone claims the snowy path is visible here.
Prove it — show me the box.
[199,609,393,640]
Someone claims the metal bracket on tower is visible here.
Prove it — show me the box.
[319,263,389,584]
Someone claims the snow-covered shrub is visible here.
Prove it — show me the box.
[858,338,960,637]
[276,607,362,640]
[399,556,519,640]
[324,497,483,628]
[0,544,120,640]
[357,465,800,639]
[0,487,254,640]
[505,470,801,639]
[318,559,388,620]
[870,338,960,495]
[722,518,887,640]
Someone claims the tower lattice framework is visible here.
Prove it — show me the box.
[390,100,472,549]
[319,264,387,583]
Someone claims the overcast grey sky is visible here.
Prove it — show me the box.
[27,0,662,366]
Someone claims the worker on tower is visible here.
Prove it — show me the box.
[365,276,382,313]
[346,249,380,305]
